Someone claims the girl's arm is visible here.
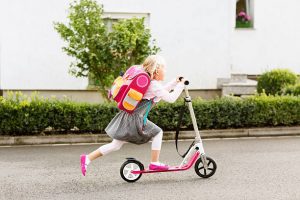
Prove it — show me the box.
[162,79,177,92]
[154,81,184,103]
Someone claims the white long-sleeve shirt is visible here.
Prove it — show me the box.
[143,79,185,103]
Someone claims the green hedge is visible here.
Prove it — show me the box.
[152,95,300,130]
[0,94,118,136]
[1,94,300,136]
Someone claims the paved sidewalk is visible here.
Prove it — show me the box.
[0,126,300,146]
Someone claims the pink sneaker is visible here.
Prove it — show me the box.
[80,154,87,176]
[149,163,169,171]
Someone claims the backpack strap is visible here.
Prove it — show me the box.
[143,99,153,125]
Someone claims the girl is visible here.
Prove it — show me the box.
[80,55,185,176]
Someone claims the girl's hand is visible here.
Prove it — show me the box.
[176,76,185,82]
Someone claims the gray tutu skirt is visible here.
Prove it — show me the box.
[105,99,162,144]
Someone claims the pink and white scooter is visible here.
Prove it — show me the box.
[120,80,217,182]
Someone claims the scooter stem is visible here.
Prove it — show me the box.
[184,86,201,141]
[183,85,206,156]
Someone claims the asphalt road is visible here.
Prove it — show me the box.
[1,136,300,200]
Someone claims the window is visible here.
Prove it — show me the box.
[236,0,254,28]
[102,12,150,32]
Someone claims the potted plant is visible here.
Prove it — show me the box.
[236,11,253,28]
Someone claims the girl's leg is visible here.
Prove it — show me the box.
[81,139,126,176]
[88,149,102,161]
[149,131,169,170]
[88,139,126,161]
[150,130,163,162]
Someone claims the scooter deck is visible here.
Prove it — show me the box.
[131,151,200,175]
[132,165,190,174]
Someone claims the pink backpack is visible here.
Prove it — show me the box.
[108,65,150,113]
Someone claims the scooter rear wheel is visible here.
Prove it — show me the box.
[120,159,144,183]
[194,156,217,178]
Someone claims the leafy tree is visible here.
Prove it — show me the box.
[54,0,159,99]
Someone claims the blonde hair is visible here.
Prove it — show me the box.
[142,55,166,78]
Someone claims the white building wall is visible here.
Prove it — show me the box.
[231,0,300,75]
[0,0,88,90]
[101,0,232,89]
[0,0,233,90]
[0,0,299,91]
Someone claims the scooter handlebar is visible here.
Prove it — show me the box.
[179,77,189,85]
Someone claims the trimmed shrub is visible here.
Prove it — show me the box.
[283,84,300,96]
[1,93,300,136]
[257,69,297,95]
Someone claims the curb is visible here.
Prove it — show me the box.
[1,126,300,146]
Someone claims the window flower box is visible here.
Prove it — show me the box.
[236,11,253,28]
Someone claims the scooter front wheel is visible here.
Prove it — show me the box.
[120,158,144,183]
[194,156,217,178]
